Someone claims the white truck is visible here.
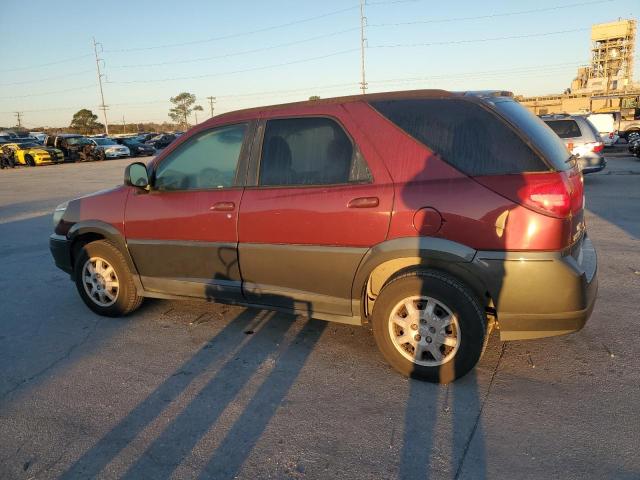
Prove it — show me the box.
[587,113,618,146]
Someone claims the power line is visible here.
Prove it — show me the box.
[368,0,614,28]
[0,84,95,100]
[0,54,92,74]
[109,27,360,69]
[101,0,417,55]
[104,5,361,53]
[0,70,93,87]
[370,28,589,49]
[108,48,359,84]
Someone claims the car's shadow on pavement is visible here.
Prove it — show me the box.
[58,305,327,480]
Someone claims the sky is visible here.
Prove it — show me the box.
[1,0,638,128]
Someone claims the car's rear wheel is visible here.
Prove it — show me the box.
[74,240,143,317]
[372,270,487,383]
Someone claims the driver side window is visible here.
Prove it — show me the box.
[155,123,248,191]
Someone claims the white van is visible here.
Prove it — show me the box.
[587,113,618,146]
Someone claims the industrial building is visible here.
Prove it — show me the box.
[519,19,640,135]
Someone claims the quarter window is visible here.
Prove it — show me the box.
[544,120,582,139]
[155,124,247,191]
[372,99,548,175]
[259,117,371,186]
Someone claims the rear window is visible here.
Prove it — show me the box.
[544,120,582,138]
[371,98,548,176]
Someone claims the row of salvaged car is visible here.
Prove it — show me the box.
[0,132,182,167]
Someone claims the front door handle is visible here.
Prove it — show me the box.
[348,197,379,208]
[210,201,235,211]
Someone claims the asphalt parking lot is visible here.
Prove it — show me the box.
[0,155,639,480]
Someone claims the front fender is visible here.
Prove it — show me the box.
[67,220,140,283]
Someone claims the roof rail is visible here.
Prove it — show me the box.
[463,90,513,98]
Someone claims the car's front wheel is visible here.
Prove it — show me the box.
[372,270,487,383]
[74,240,143,317]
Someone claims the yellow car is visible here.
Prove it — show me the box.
[2,142,64,166]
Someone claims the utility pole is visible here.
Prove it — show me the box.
[14,112,23,128]
[359,0,368,94]
[92,37,109,135]
[122,115,126,134]
[207,96,216,117]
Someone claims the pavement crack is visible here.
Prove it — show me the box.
[0,318,100,402]
[454,342,507,480]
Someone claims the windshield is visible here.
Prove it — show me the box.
[67,137,92,146]
[93,138,117,146]
[493,99,572,171]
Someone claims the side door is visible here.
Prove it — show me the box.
[124,122,253,301]
[238,110,393,317]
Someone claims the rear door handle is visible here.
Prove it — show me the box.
[210,201,235,211]
[347,197,379,208]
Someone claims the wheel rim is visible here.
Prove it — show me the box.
[388,296,460,367]
[82,256,119,307]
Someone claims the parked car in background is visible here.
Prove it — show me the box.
[541,114,606,173]
[587,113,619,146]
[1,142,64,166]
[135,133,157,143]
[114,137,155,157]
[29,132,47,144]
[44,134,93,161]
[145,133,176,149]
[88,138,130,158]
[49,89,597,384]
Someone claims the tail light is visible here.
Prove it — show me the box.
[592,142,604,153]
[474,172,574,219]
[517,174,572,218]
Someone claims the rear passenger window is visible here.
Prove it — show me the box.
[544,120,582,138]
[259,117,371,186]
[371,99,548,175]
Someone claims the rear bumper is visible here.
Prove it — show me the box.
[49,234,73,275]
[579,155,606,174]
[474,236,598,341]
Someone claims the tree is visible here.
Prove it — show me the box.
[308,95,321,101]
[70,109,104,134]
[169,92,197,128]
[193,105,204,125]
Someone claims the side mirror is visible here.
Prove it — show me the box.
[124,162,149,188]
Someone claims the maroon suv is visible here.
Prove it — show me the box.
[50,90,598,383]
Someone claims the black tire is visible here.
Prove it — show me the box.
[25,155,35,167]
[74,240,143,317]
[372,270,487,383]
